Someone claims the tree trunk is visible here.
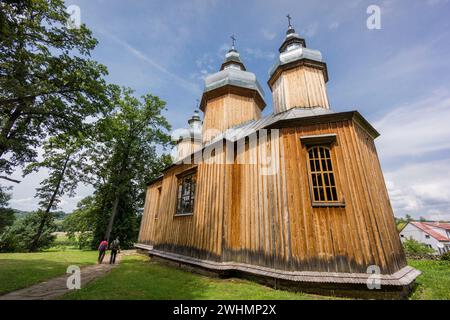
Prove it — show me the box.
[103,140,132,242]
[29,154,70,252]
[104,196,119,242]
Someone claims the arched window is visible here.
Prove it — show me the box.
[307,146,338,203]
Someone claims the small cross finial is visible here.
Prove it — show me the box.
[286,14,292,28]
[230,34,236,49]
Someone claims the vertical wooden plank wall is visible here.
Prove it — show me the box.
[138,150,228,261]
[202,94,261,143]
[271,66,330,113]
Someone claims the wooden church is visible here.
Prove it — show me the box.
[136,19,420,298]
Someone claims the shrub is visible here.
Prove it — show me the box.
[402,238,436,260]
[441,251,450,261]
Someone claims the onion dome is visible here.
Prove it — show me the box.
[269,15,328,83]
[200,36,265,112]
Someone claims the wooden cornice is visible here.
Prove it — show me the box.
[300,133,337,146]
[266,111,380,139]
[268,58,329,89]
[200,84,266,112]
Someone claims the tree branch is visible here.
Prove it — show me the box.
[0,175,21,183]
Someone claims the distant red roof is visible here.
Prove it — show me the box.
[410,221,450,242]
[424,222,450,231]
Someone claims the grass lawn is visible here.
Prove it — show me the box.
[63,254,335,300]
[409,259,450,300]
[0,250,97,295]
[2,249,448,300]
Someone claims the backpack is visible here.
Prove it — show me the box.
[110,240,120,250]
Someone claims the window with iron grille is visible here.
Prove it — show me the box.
[307,146,338,203]
[175,170,197,215]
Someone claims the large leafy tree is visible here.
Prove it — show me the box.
[90,87,172,246]
[23,132,90,251]
[0,0,111,178]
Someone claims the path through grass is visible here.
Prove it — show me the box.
[0,250,97,295]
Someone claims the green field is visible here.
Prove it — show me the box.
[63,254,333,300]
[408,259,450,300]
[63,254,450,300]
[1,249,449,300]
[0,250,97,295]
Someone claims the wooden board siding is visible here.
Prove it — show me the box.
[139,150,228,261]
[271,66,329,113]
[176,139,202,162]
[138,182,161,245]
[138,119,407,275]
[275,121,406,274]
[202,94,261,143]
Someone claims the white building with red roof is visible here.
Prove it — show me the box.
[400,221,450,255]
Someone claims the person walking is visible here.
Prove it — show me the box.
[98,239,108,264]
[109,237,120,264]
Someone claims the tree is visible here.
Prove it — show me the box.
[89,87,171,246]
[63,196,96,249]
[0,208,15,234]
[0,186,15,234]
[0,0,112,178]
[23,132,90,251]
[0,210,56,252]
[0,185,11,208]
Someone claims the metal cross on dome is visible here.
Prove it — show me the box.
[286,14,292,27]
[230,34,236,48]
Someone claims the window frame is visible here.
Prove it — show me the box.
[174,168,197,217]
[301,135,345,208]
[154,186,162,220]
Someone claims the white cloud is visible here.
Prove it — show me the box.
[385,159,450,218]
[375,89,450,220]
[375,89,450,159]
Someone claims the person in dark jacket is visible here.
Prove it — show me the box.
[98,239,108,264]
[109,237,120,264]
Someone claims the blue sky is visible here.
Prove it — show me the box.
[7,0,450,220]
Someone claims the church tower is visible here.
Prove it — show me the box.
[200,36,266,143]
[269,15,329,113]
[175,109,202,162]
